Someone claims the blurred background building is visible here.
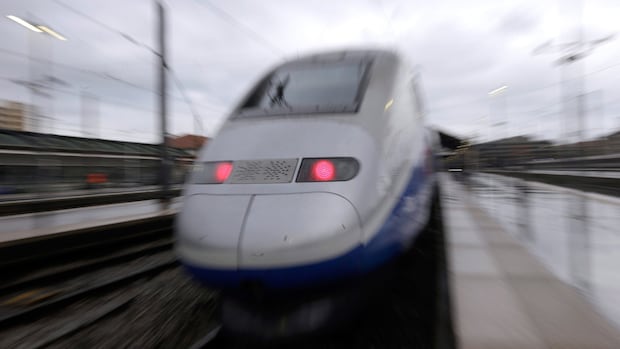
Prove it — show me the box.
[0,101,27,131]
[167,134,208,156]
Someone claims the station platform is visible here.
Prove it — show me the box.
[441,175,620,348]
[0,199,179,247]
[0,185,179,202]
[524,169,620,179]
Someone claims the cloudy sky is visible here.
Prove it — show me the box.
[1,0,618,144]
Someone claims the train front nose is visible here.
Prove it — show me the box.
[238,192,362,287]
[176,192,363,289]
[176,194,252,271]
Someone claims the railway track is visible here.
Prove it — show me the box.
[0,216,173,271]
[0,219,176,327]
[0,256,177,327]
[0,216,191,349]
[23,293,138,349]
[1,237,173,295]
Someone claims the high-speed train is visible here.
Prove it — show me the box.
[176,49,438,296]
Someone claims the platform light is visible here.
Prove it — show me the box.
[488,86,508,96]
[38,25,67,41]
[6,15,42,33]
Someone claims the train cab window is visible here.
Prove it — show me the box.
[238,60,371,117]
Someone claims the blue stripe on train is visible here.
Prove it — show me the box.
[182,164,431,290]
[360,165,430,271]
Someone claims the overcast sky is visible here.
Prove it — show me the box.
[1,0,618,144]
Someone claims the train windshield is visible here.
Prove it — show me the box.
[237,60,371,117]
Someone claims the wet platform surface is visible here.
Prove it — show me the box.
[442,173,620,348]
[524,169,620,179]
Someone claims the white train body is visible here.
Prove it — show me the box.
[175,49,437,290]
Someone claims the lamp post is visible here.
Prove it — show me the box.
[155,1,171,200]
[6,15,67,133]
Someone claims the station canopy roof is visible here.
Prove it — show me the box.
[0,130,192,158]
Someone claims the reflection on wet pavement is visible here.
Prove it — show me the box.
[458,173,620,329]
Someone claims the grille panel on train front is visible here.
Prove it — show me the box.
[229,159,298,184]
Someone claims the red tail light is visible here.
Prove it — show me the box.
[191,161,234,184]
[215,162,233,182]
[311,160,336,181]
[296,158,359,182]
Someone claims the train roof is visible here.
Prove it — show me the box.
[283,49,399,65]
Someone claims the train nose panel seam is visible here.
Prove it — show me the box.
[236,194,256,268]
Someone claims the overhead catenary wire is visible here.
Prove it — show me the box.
[168,68,205,135]
[0,48,113,79]
[52,0,159,56]
[50,0,234,132]
[506,101,564,116]
[192,0,286,58]
[428,59,620,113]
[0,48,223,113]
[429,70,620,113]
[21,1,618,140]
[0,48,155,97]
[0,76,155,114]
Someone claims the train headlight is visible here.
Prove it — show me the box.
[296,158,359,182]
